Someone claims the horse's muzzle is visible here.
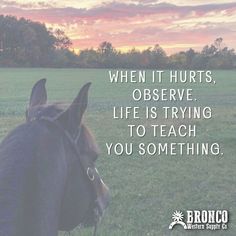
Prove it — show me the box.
[84,180,110,227]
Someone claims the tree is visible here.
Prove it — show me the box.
[98,41,115,55]
[0,17,235,70]
[97,41,118,68]
[201,37,236,69]
[0,15,77,67]
[53,29,72,50]
[151,44,168,68]
[169,52,187,69]
[78,48,100,68]
[214,37,223,52]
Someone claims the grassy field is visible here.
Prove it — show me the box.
[0,69,236,236]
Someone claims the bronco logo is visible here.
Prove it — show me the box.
[169,210,229,231]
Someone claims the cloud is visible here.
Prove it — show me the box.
[0,0,56,9]
[0,1,236,53]
[2,1,236,21]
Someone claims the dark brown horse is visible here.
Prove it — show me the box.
[0,79,110,236]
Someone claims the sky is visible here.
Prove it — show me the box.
[0,0,236,54]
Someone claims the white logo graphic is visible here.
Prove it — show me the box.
[169,211,187,229]
[169,210,229,231]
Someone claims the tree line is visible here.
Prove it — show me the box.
[0,15,235,69]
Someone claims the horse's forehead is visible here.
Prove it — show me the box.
[28,104,64,119]
[28,104,99,160]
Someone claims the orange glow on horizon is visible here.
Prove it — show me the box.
[72,43,203,55]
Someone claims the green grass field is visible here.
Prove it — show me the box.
[0,69,236,236]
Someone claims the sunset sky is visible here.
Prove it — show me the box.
[0,0,236,54]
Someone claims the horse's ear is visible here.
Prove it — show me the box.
[55,82,91,135]
[29,79,47,108]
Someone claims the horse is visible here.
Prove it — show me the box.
[0,79,110,236]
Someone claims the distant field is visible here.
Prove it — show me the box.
[0,69,236,236]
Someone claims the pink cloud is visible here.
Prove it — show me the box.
[0,1,236,53]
